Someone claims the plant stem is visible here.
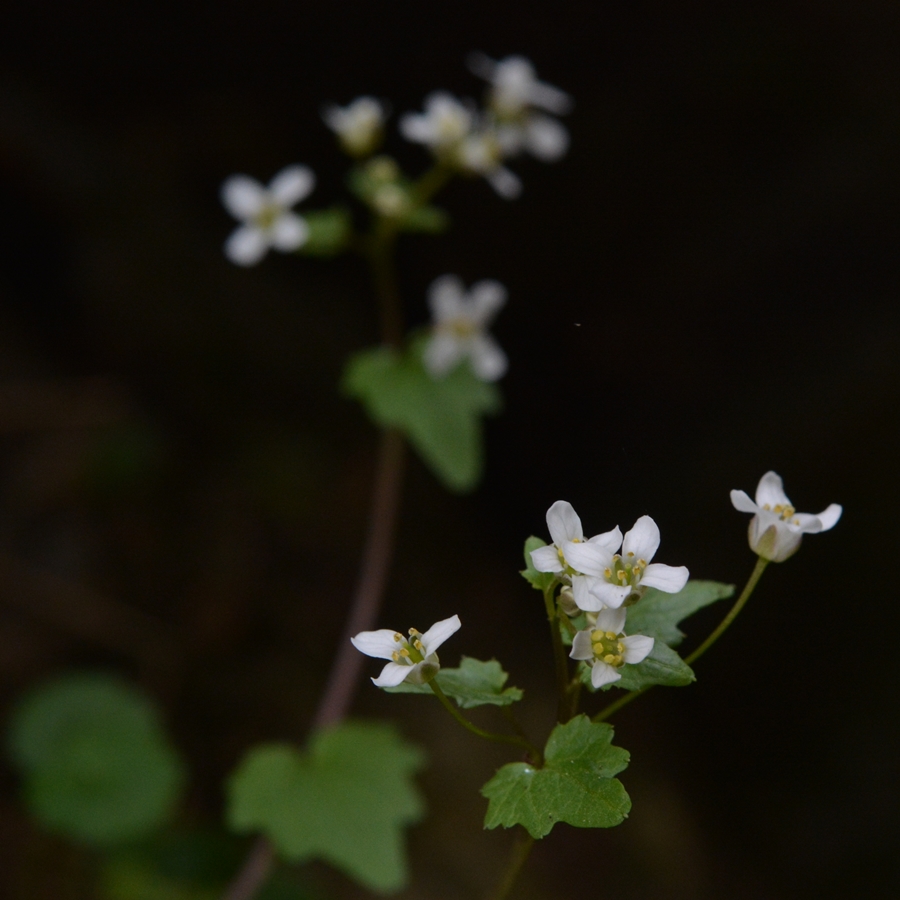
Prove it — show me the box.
[486,831,536,900]
[220,838,275,900]
[429,681,541,760]
[684,556,768,666]
[592,556,770,725]
[542,584,570,722]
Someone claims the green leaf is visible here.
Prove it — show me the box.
[342,336,501,492]
[580,640,695,692]
[520,537,557,592]
[386,657,523,708]
[625,580,735,647]
[399,204,449,233]
[300,207,352,257]
[227,721,425,893]
[481,716,630,839]
[7,673,186,846]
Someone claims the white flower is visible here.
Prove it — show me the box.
[457,132,522,198]
[569,607,655,688]
[529,501,624,611]
[554,513,689,611]
[423,275,508,381]
[730,471,842,562]
[468,53,571,162]
[323,96,387,157]
[400,92,474,154]
[220,165,315,266]
[351,615,461,687]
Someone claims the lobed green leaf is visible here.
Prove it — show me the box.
[342,336,501,492]
[227,721,425,893]
[625,580,735,647]
[481,716,630,839]
[386,657,523,708]
[7,673,186,846]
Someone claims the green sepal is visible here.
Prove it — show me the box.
[386,657,523,708]
[7,673,186,847]
[624,580,734,647]
[580,640,695,692]
[226,721,425,893]
[520,537,557,592]
[342,335,501,492]
[299,207,353,257]
[481,715,630,839]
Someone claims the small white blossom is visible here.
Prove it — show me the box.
[468,53,572,162]
[731,471,842,562]
[220,165,315,266]
[322,96,387,157]
[400,92,474,154]
[529,501,624,612]
[570,607,655,688]
[423,275,508,381]
[457,132,522,198]
[351,615,461,687]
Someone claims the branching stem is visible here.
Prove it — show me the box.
[486,830,536,900]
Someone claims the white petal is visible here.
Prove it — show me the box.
[791,513,824,534]
[351,628,405,660]
[527,81,573,115]
[486,166,522,199]
[372,661,413,687]
[269,165,315,206]
[591,661,622,688]
[595,607,627,633]
[468,334,508,381]
[427,274,466,322]
[563,540,612,578]
[422,333,464,378]
[224,226,269,266]
[622,635,654,665]
[570,629,594,661]
[546,500,583,546]
[622,515,661,562]
[524,115,569,161]
[467,279,507,324]
[530,544,563,573]
[399,112,433,144]
[420,614,461,655]
[572,575,604,612]
[587,525,623,554]
[816,503,842,531]
[640,564,689,593]
[269,213,309,251]
[755,471,790,508]
[221,175,265,220]
[589,581,632,610]
[730,489,759,514]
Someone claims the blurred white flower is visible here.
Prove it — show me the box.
[469,53,572,162]
[400,92,474,154]
[570,607,654,688]
[423,275,508,381]
[351,615,461,687]
[220,165,315,266]
[731,471,842,562]
[457,132,522,198]
[323,96,386,157]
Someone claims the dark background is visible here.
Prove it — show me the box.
[0,1,897,897]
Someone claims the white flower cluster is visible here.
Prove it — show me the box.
[400,54,571,198]
[531,501,688,688]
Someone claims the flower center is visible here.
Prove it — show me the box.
[391,628,426,665]
[762,502,797,522]
[603,553,647,588]
[590,629,626,668]
[253,202,280,231]
[444,318,477,339]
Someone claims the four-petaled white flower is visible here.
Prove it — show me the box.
[400,92,474,154]
[323,96,387,157]
[730,471,842,562]
[569,607,655,688]
[423,275,508,381]
[220,165,315,266]
[457,132,522,198]
[351,615,461,687]
[468,53,572,162]
[529,501,624,611]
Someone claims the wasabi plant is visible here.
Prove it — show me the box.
[4,52,843,900]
